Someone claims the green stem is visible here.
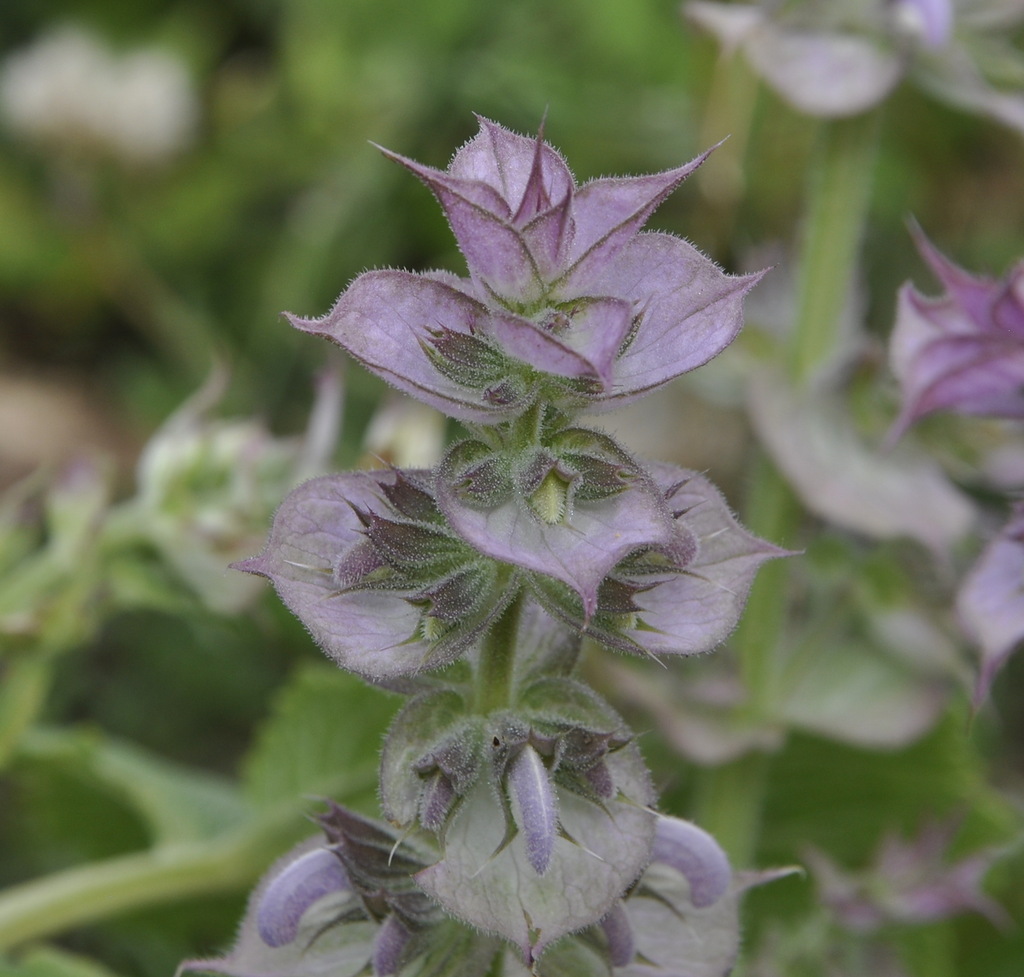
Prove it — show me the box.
[733,454,802,718]
[790,110,881,383]
[700,112,881,868]
[474,591,524,714]
[694,52,760,253]
[0,813,301,951]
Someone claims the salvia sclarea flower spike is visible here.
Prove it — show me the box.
[220,116,784,974]
[286,115,763,422]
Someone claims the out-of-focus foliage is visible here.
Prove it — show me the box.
[0,1,1022,976]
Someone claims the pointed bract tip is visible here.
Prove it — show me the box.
[230,554,268,577]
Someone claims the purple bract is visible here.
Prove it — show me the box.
[287,117,761,422]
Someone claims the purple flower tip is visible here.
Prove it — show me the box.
[255,847,350,948]
[651,815,731,908]
[507,744,558,875]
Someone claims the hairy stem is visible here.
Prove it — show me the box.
[0,812,302,951]
[473,591,524,713]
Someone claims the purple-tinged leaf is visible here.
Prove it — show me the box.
[744,28,905,117]
[888,232,1024,439]
[568,235,765,410]
[450,116,575,219]
[286,271,526,424]
[234,472,495,682]
[378,147,545,303]
[599,901,635,967]
[256,847,350,948]
[507,744,558,875]
[750,370,975,557]
[536,463,785,658]
[650,815,731,909]
[686,3,904,117]
[438,449,678,619]
[957,503,1024,707]
[484,297,632,386]
[563,151,711,283]
[371,914,412,976]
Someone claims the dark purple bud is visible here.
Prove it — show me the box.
[507,744,558,875]
[515,448,562,499]
[255,848,350,948]
[318,803,427,888]
[651,816,731,909]
[411,565,494,624]
[483,376,528,407]
[372,914,412,976]
[599,900,635,967]
[361,511,462,573]
[443,439,514,509]
[418,771,458,833]
[422,326,510,390]
[413,727,481,795]
[583,760,616,800]
[332,538,389,590]
[555,726,617,772]
[378,470,443,524]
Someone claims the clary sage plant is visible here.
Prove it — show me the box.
[180,117,784,976]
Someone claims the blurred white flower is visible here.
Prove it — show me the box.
[0,24,197,164]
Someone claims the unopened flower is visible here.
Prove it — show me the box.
[0,24,197,164]
[888,228,1024,441]
[414,736,656,965]
[685,0,1024,130]
[287,116,761,423]
[379,671,659,963]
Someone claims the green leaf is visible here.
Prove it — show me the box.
[242,664,396,809]
[759,713,1017,866]
[16,727,247,846]
[400,920,500,977]
[379,688,472,827]
[0,946,125,977]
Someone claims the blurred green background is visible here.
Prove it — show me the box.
[1,1,1023,975]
